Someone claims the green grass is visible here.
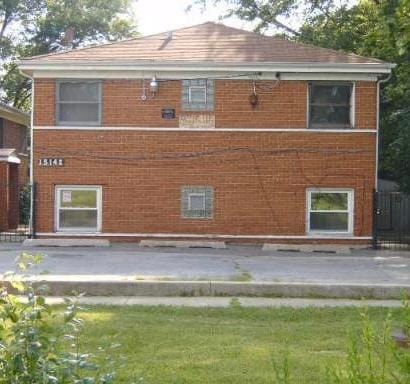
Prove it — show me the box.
[75,305,403,383]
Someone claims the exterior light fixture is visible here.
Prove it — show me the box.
[150,77,159,93]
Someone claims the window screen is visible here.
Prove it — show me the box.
[309,83,353,128]
[182,79,214,111]
[308,190,353,233]
[56,186,101,231]
[181,186,214,218]
[57,81,101,126]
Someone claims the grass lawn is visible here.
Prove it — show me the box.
[76,305,405,383]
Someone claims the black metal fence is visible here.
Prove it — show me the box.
[0,182,32,242]
[374,191,410,250]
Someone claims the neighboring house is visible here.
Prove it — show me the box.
[0,103,30,231]
[19,22,394,244]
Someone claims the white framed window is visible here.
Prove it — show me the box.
[56,80,102,126]
[308,82,354,128]
[181,186,214,219]
[55,186,102,232]
[307,188,354,235]
[182,79,214,111]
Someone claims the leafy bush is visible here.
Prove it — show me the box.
[19,184,31,226]
[0,253,116,384]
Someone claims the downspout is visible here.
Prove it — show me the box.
[29,77,34,237]
[373,72,392,249]
[375,72,392,191]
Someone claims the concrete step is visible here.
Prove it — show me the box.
[3,278,409,300]
[139,240,226,249]
[23,239,110,247]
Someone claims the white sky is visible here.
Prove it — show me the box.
[132,0,357,36]
[132,0,256,36]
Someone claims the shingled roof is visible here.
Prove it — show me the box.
[21,22,385,65]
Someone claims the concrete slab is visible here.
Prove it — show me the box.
[3,278,409,299]
[262,243,368,254]
[25,296,403,308]
[139,240,226,249]
[22,239,110,247]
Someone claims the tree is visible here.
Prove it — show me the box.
[299,0,410,192]
[188,0,340,35]
[0,0,138,109]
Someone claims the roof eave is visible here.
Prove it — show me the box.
[19,60,395,76]
[0,105,30,126]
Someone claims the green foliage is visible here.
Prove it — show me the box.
[19,184,31,226]
[270,303,410,384]
[0,253,117,383]
[0,0,138,109]
[299,0,410,193]
[189,0,338,35]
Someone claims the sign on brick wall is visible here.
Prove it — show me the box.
[179,114,215,129]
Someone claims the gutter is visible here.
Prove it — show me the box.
[19,61,396,76]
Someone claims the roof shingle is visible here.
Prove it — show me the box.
[22,22,385,65]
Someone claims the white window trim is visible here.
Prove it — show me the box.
[56,80,102,126]
[188,85,207,104]
[188,192,206,211]
[55,185,102,233]
[307,82,355,129]
[306,188,354,236]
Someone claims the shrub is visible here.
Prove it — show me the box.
[0,253,116,384]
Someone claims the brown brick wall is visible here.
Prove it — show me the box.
[33,130,376,237]
[33,79,377,129]
[2,119,27,152]
[0,162,19,231]
[0,162,8,231]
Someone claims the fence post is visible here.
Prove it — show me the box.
[30,182,36,239]
[372,189,379,250]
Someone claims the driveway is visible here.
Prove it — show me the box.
[0,243,409,286]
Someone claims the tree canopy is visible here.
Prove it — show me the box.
[0,0,138,109]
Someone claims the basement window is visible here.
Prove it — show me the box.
[307,189,353,234]
[181,186,214,218]
[182,79,214,111]
[308,82,353,128]
[56,80,102,126]
[55,186,102,232]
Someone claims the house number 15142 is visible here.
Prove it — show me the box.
[38,158,64,166]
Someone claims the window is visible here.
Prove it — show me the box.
[55,186,102,232]
[182,79,214,111]
[181,186,214,218]
[56,81,102,126]
[308,82,353,128]
[307,189,353,234]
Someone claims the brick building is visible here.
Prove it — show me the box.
[0,104,30,231]
[19,22,394,244]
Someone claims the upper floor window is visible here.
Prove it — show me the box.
[56,80,102,126]
[182,79,214,111]
[308,82,353,128]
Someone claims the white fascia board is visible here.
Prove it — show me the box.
[19,61,395,77]
[28,69,379,81]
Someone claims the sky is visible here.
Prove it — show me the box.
[132,0,357,36]
[132,0,256,35]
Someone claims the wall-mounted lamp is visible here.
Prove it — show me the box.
[150,77,159,94]
[141,76,159,101]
